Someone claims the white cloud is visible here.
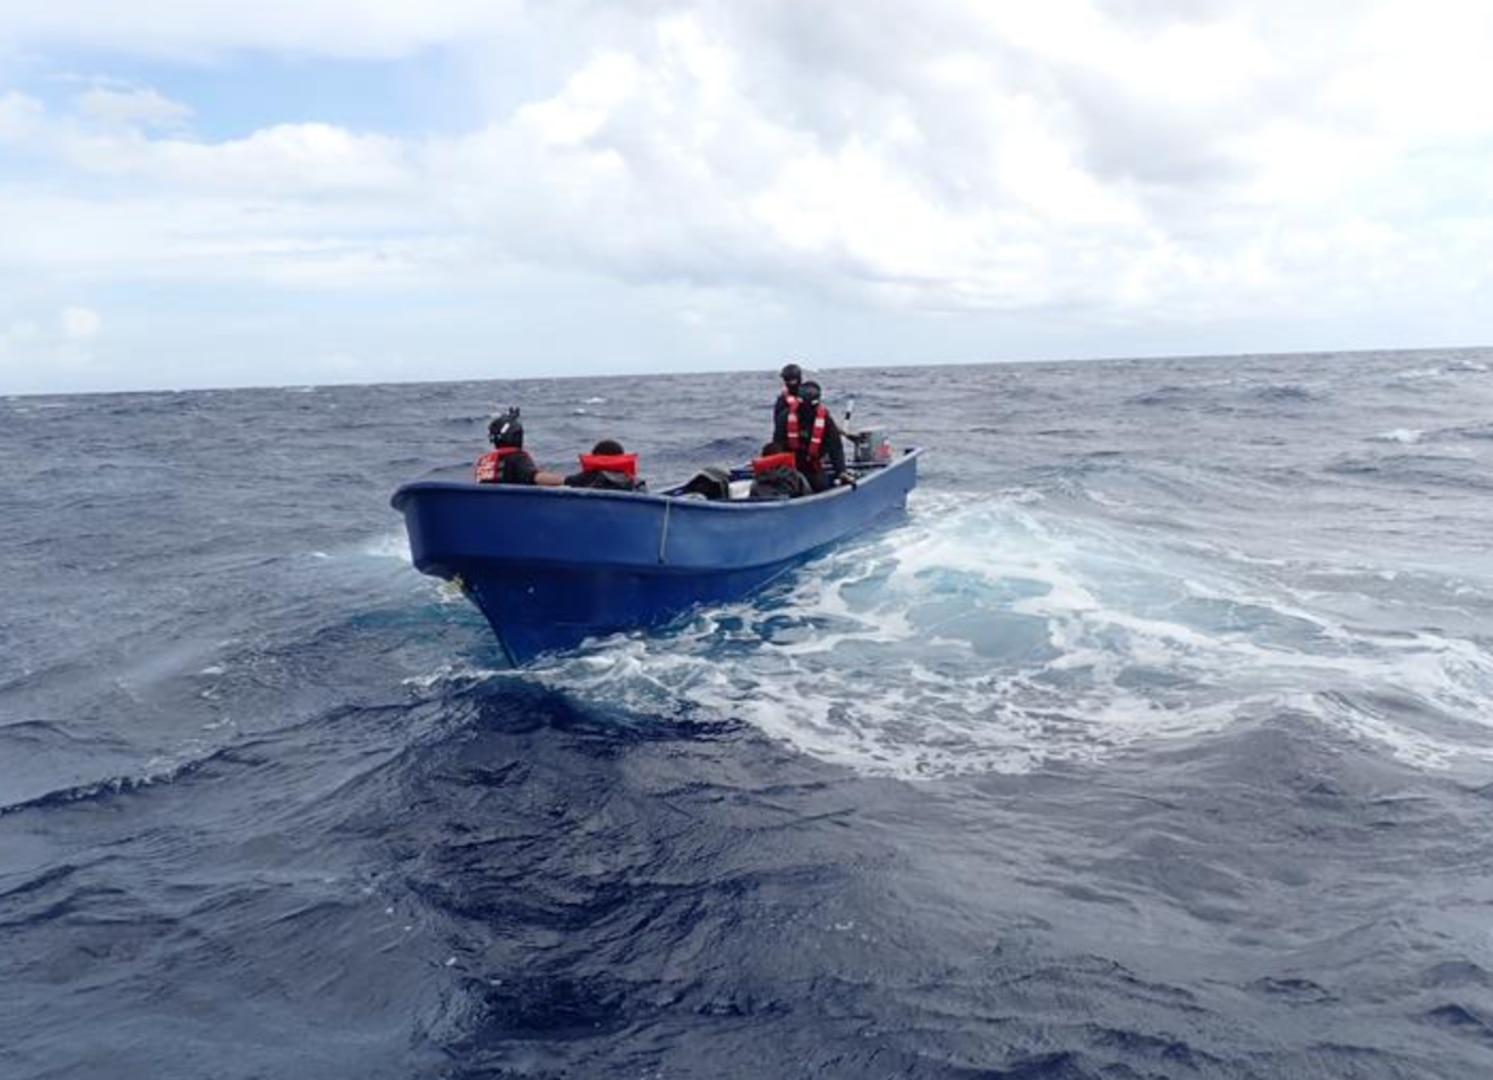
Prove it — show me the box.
[76,86,193,130]
[61,306,100,339]
[0,92,45,142]
[0,307,103,394]
[517,51,643,149]
[60,122,414,195]
[1,0,1491,392]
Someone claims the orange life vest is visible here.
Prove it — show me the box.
[779,389,800,434]
[473,446,521,483]
[577,452,637,478]
[786,402,827,464]
[751,451,799,475]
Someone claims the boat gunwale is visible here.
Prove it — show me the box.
[390,446,922,515]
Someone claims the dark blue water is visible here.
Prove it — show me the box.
[5,349,1493,1079]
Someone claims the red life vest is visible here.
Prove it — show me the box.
[780,389,800,441]
[577,452,637,478]
[786,402,827,463]
[474,446,520,483]
[751,451,799,475]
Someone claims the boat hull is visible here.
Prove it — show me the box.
[391,449,920,663]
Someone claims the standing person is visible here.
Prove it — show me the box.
[473,408,565,486]
[772,362,804,447]
[565,439,645,491]
[782,380,848,492]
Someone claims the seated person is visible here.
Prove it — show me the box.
[748,442,812,500]
[473,409,565,486]
[565,439,645,491]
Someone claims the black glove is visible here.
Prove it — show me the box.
[836,472,856,490]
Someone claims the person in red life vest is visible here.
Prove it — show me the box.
[472,408,565,486]
[776,379,848,493]
[564,439,646,491]
[748,441,811,500]
[772,361,804,443]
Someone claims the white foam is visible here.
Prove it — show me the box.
[401,660,507,690]
[1371,428,1424,444]
[360,531,411,561]
[1393,366,1446,382]
[512,492,1493,780]
[1392,361,1489,382]
[385,490,1493,777]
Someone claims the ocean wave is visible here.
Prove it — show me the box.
[1326,453,1493,491]
[1392,359,1490,383]
[1445,422,1493,442]
[1124,385,1197,407]
[1244,383,1321,404]
[0,747,241,818]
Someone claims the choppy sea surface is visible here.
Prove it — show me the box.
[4,349,1493,1079]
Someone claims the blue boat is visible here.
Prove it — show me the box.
[391,448,922,664]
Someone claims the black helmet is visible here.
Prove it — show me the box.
[779,362,802,385]
[488,407,523,448]
[799,380,822,405]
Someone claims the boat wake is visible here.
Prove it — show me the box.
[501,492,1493,780]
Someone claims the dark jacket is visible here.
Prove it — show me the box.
[773,401,846,491]
[749,462,812,500]
[564,450,644,491]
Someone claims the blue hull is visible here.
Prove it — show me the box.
[391,449,921,664]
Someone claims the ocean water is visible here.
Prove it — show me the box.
[4,348,1493,1079]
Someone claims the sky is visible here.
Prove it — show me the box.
[1,1,1490,394]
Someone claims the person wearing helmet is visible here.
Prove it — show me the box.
[779,378,848,492]
[473,408,565,486]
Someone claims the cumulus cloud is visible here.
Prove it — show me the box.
[1,0,1490,392]
[389,4,1493,319]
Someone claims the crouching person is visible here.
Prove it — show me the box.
[748,442,811,499]
[566,439,645,491]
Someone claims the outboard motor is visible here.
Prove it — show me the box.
[853,429,892,464]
